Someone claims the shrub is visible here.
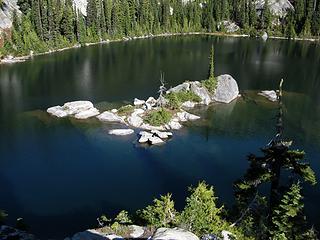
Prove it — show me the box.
[178,182,228,236]
[166,91,201,109]
[114,210,132,225]
[138,193,178,228]
[117,105,135,116]
[143,108,172,126]
[202,77,217,94]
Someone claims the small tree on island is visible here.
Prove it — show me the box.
[233,79,317,239]
[203,45,218,93]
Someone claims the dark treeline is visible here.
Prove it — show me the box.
[1,0,320,56]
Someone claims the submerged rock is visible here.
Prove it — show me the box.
[213,74,239,103]
[108,129,134,136]
[258,90,278,102]
[153,228,199,240]
[177,111,201,122]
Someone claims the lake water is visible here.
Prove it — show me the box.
[0,35,320,239]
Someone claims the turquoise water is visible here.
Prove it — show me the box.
[0,35,319,239]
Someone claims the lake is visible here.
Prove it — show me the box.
[0,35,319,239]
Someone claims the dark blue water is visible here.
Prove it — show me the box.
[0,35,319,239]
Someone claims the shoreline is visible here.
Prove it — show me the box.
[0,31,319,65]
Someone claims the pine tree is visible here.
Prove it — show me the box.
[262,0,272,30]
[76,10,86,43]
[103,0,112,35]
[60,0,75,42]
[285,10,297,39]
[17,0,31,14]
[111,0,124,36]
[312,1,320,36]
[86,0,98,34]
[249,0,257,27]
[31,0,43,40]
[301,17,312,37]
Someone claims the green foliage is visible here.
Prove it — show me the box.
[114,210,132,225]
[165,91,201,110]
[117,105,134,116]
[178,182,227,236]
[202,45,217,93]
[143,108,172,126]
[138,193,178,228]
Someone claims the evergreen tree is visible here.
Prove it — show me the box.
[301,17,312,37]
[249,0,257,27]
[17,0,31,14]
[60,0,75,42]
[312,1,320,36]
[285,10,297,39]
[103,0,112,35]
[262,0,272,30]
[31,0,43,40]
[111,0,124,36]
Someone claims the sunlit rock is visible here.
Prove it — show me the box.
[213,74,239,103]
[63,101,94,115]
[129,225,145,238]
[153,228,199,240]
[177,111,201,122]
[190,82,211,105]
[134,98,145,106]
[47,106,68,118]
[258,90,278,102]
[74,108,100,119]
[97,111,125,123]
[166,82,190,94]
[108,129,134,136]
[182,101,197,108]
[217,21,240,33]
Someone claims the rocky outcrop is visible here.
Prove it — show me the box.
[129,225,145,238]
[47,101,100,119]
[190,82,212,105]
[213,74,239,103]
[258,90,278,102]
[152,228,199,240]
[177,111,201,122]
[256,0,294,18]
[138,130,172,145]
[217,21,240,33]
[0,225,36,240]
[0,0,20,30]
[182,101,197,108]
[108,129,134,136]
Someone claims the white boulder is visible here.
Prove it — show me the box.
[258,90,278,102]
[134,98,145,106]
[97,111,125,123]
[149,136,164,145]
[127,115,143,128]
[140,123,166,131]
[168,119,183,130]
[129,225,145,238]
[213,74,239,103]
[47,106,68,118]
[63,101,94,115]
[108,129,134,136]
[256,0,293,18]
[166,82,190,93]
[151,130,173,139]
[152,228,199,240]
[190,82,211,105]
[262,32,268,41]
[74,108,100,119]
[146,97,157,107]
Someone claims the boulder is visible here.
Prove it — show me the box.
[134,98,145,106]
[166,82,190,93]
[167,119,183,130]
[111,109,118,113]
[132,108,145,116]
[177,111,200,122]
[262,32,268,41]
[151,130,173,139]
[256,0,293,18]
[153,228,199,240]
[140,123,166,131]
[149,136,164,145]
[217,21,240,33]
[74,108,100,119]
[146,97,157,106]
[69,229,110,240]
[105,234,124,240]
[258,90,278,102]
[182,101,197,108]
[190,82,212,105]
[213,74,239,103]
[108,129,134,136]
[221,230,235,240]
[97,111,125,123]
[129,225,145,238]
[127,115,143,128]
[47,106,68,118]
[63,101,94,115]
